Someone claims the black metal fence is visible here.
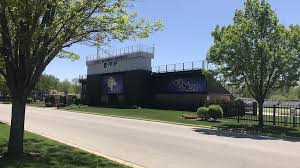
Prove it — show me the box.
[222,103,300,127]
[0,96,12,102]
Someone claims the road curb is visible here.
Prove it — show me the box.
[28,105,213,128]
[1,121,145,168]
[59,108,300,141]
[17,106,300,142]
[60,109,212,129]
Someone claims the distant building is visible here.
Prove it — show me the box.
[79,45,232,110]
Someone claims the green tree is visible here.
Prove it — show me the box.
[0,0,162,157]
[71,78,80,94]
[0,75,9,96]
[207,0,300,127]
[59,79,72,95]
[35,74,60,93]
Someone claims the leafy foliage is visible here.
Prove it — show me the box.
[197,105,223,121]
[197,107,209,119]
[208,105,223,121]
[208,0,300,101]
[204,98,245,117]
[26,98,34,104]
[35,74,60,93]
[0,0,163,97]
[207,0,300,126]
[0,0,163,154]
[0,75,9,96]
[35,74,80,95]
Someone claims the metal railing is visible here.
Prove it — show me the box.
[152,60,210,73]
[221,102,300,127]
[86,45,155,62]
[79,75,87,80]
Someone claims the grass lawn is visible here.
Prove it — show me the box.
[0,123,128,168]
[64,105,300,138]
[27,101,46,108]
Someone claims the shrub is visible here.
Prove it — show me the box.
[132,105,138,109]
[45,102,54,107]
[225,99,246,117]
[45,95,55,103]
[74,98,81,105]
[208,105,223,121]
[204,98,246,117]
[26,98,34,104]
[197,107,209,120]
[45,95,55,107]
[204,98,229,107]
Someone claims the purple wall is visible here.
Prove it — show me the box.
[156,77,207,93]
[170,78,207,93]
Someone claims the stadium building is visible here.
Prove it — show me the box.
[79,45,232,110]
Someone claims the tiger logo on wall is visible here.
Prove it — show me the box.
[173,79,197,92]
[107,76,117,91]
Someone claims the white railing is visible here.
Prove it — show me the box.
[86,45,155,62]
[79,75,87,80]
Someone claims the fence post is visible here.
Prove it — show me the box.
[192,62,194,70]
[237,105,240,123]
[253,102,257,116]
[291,108,296,127]
[273,105,276,125]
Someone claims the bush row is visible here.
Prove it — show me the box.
[204,98,245,117]
[45,95,81,107]
[197,105,223,121]
[26,98,34,104]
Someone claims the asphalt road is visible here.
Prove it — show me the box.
[0,104,300,168]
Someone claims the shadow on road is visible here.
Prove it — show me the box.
[192,124,300,142]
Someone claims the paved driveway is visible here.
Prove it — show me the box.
[0,104,300,168]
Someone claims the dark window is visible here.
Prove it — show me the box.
[108,62,113,68]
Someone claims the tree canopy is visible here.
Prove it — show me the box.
[35,74,80,95]
[207,0,300,126]
[0,0,162,157]
[0,75,9,96]
[0,0,162,97]
[35,74,60,93]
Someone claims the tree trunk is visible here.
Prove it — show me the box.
[7,95,26,158]
[258,100,264,128]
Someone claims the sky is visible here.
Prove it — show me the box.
[44,0,300,81]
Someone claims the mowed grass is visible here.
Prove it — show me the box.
[64,105,300,138]
[27,101,46,108]
[0,123,128,168]
[64,106,224,127]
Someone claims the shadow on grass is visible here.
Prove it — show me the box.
[193,124,300,142]
[0,138,126,168]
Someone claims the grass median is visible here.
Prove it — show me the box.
[63,105,300,138]
[0,123,128,168]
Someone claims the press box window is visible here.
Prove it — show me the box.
[104,63,107,68]
[108,62,113,68]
